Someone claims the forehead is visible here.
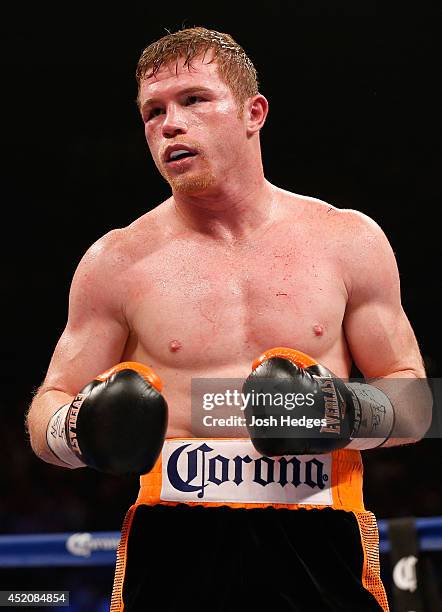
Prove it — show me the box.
[139,55,229,103]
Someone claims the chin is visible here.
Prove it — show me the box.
[168,171,216,195]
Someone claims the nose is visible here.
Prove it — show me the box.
[162,104,187,138]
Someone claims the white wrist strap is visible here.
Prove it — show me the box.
[46,404,85,469]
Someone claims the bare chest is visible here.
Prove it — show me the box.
[122,233,348,370]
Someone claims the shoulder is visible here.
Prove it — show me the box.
[278,188,398,290]
[326,207,388,242]
[73,228,126,280]
[74,199,172,279]
[280,188,392,250]
[68,229,127,308]
[67,205,168,317]
[279,188,382,231]
[325,207,399,300]
[327,207,396,266]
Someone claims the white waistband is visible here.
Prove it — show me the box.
[160,438,333,506]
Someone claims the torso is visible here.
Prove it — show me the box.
[115,189,352,437]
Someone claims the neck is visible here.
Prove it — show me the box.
[171,175,277,243]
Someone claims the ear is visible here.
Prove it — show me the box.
[245,94,269,136]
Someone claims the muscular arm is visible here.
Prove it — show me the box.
[342,211,432,447]
[27,231,130,467]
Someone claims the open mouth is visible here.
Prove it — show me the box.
[165,147,198,164]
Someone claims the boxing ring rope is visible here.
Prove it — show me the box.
[0,517,441,568]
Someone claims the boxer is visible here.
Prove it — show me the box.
[27,27,432,612]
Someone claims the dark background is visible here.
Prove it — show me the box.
[0,4,441,610]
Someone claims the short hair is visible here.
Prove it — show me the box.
[136,27,259,110]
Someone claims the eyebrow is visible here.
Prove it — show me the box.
[140,86,214,113]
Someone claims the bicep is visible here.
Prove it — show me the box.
[41,239,130,395]
[344,298,421,378]
[44,313,129,396]
[342,213,424,378]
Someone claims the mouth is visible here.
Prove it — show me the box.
[164,146,198,165]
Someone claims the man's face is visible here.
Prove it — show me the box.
[139,55,248,195]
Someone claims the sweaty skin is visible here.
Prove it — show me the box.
[27,54,430,467]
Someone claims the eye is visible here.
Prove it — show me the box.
[145,107,164,122]
[185,95,203,105]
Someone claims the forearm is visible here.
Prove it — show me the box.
[243,347,433,456]
[26,389,77,468]
[362,370,432,448]
[27,363,168,476]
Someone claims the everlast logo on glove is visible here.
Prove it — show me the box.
[160,439,332,506]
[319,379,343,434]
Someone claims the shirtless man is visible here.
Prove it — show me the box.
[26,27,431,612]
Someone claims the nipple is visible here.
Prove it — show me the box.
[169,339,182,352]
[313,324,324,337]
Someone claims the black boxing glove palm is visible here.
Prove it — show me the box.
[47,362,168,476]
